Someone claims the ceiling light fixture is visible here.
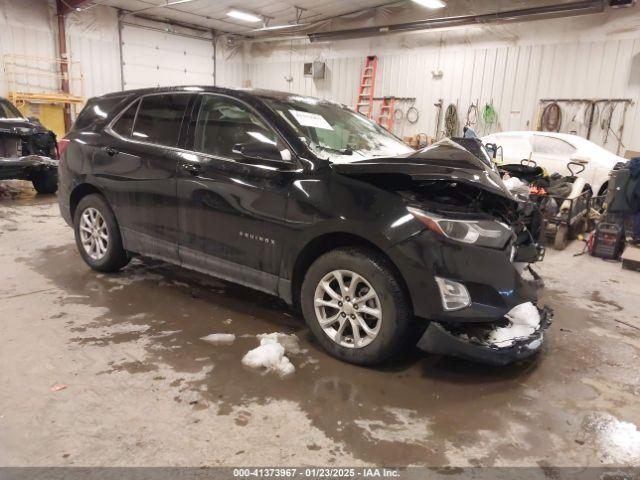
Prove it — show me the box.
[411,0,446,8]
[255,23,307,31]
[165,0,199,5]
[227,9,262,22]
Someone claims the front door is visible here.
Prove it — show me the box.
[96,92,193,262]
[176,94,297,295]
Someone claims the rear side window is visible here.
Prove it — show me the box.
[74,95,129,131]
[111,100,139,138]
[130,94,190,147]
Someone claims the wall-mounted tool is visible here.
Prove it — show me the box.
[434,99,443,140]
[538,98,634,154]
[444,103,459,138]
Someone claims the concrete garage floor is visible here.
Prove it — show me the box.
[1,182,639,468]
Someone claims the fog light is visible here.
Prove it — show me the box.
[434,277,471,311]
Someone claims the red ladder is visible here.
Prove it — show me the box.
[355,55,378,118]
[377,96,395,131]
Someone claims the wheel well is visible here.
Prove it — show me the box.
[69,183,102,221]
[597,181,608,196]
[290,232,411,311]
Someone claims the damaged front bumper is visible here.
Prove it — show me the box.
[0,155,57,181]
[417,305,553,366]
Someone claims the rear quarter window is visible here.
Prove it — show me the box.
[73,95,131,131]
[111,99,139,138]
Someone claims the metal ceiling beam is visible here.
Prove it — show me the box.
[308,0,607,42]
[57,0,93,15]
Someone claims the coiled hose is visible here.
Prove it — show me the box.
[540,102,562,132]
[444,103,458,138]
[482,103,497,130]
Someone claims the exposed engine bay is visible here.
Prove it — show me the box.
[0,98,59,193]
[344,171,544,262]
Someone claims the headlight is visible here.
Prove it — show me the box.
[407,206,513,248]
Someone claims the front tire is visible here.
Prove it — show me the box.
[301,247,413,366]
[31,170,58,194]
[73,194,129,272]
[554,224,569,250]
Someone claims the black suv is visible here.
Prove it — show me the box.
[0,97,58,194]
[59,86,548,366]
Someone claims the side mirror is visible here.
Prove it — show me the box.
[232,141,283,162]
[485,142,497,159]
[28,116,41,124]
[570,155,590,165]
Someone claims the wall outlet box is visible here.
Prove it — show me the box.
[304,61,325,79]
[431,69,443,79]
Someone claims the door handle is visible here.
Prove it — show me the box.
[180,162,202,176]
[103,146,118,156]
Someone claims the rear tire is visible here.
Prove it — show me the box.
[554,224,569,250]
[73,194,129,272]
[31,170,58,194]
[301,247,413,366]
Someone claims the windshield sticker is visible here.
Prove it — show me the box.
[289,110,334,130]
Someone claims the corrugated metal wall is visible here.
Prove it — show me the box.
[0,0,58,98]
[0,0,638,156]
[0,1,245,102]
[245,18,640,155]
[0,0,121,102]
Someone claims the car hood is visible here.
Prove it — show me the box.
[331,140,513,200]
[0,118,48,135]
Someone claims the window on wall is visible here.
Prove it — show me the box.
[193,95,284,160]
[131,94,191,147]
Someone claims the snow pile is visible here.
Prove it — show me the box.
[257,332,301,355]
[487,302,541,347]
[200,333,236,345]
[242,335,295,376]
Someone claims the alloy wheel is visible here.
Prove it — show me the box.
[314,269,382,349]
[79,207,109,261]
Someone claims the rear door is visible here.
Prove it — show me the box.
[176,93,297,294]
[96,92,194,261]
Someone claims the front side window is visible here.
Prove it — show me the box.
[194,95,286,161]
[131,94,190,147]
[262,95,413,163]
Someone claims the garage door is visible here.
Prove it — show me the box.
[121,24,214,90]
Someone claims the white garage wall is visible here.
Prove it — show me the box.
[243,9,640,155]
[0,0,638,156]
[0,0,120,101]
[66,5,121,100]
[0,0,58,98]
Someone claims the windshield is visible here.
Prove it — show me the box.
[0,99,23,119]
[263,95,413,163]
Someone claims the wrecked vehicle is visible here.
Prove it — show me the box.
[58,86,549,366]
[0,97,58,194]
